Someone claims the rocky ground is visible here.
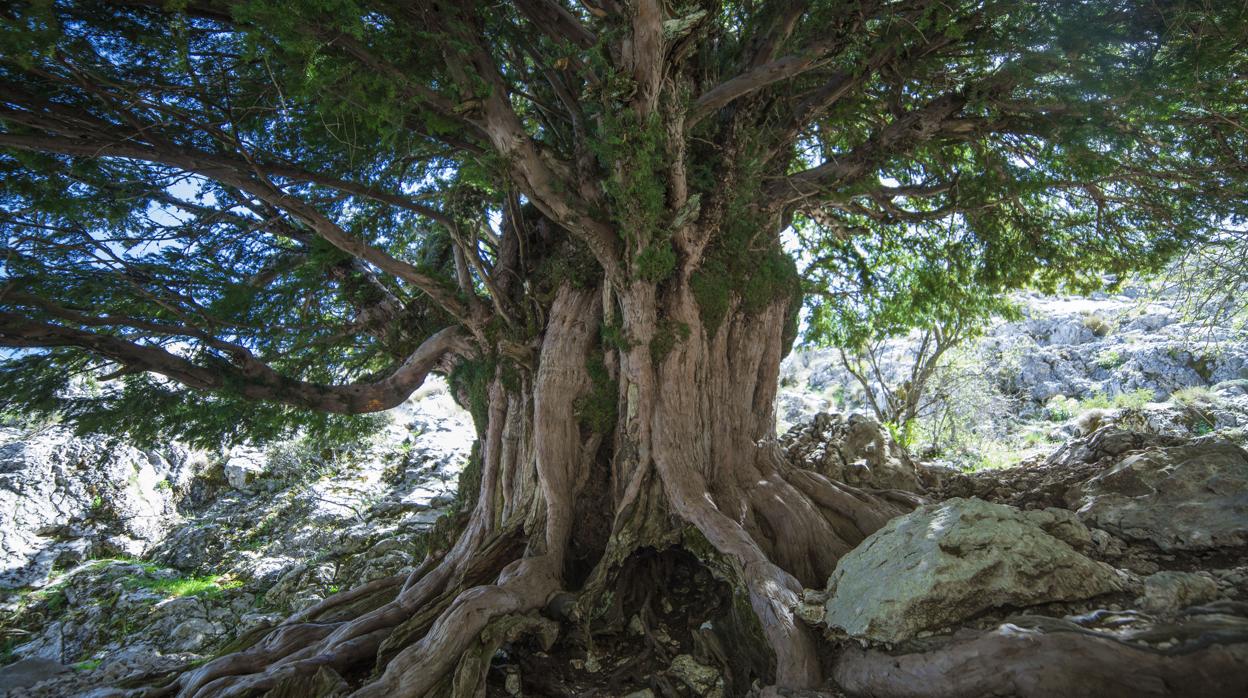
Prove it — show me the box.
[1,292,1246,697]
[0,380,473,697]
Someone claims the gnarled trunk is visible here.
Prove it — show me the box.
[150,265,919,697]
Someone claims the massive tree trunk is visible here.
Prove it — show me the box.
[147,246,920,697]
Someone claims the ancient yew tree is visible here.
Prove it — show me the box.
[1,0,1246,695]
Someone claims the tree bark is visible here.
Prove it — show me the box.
[141,267,924,697]
[140,266,1248,697]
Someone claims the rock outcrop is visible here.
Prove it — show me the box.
[0,427,198,589]
[0,379,474,697]
[781,412,924,492]
[779,292,1248,426]
[1069,436,1248,550]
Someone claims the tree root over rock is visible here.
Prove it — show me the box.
[833,614,1248,697]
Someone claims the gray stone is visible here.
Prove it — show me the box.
[1139,571,1220,614]
[223,456,265,490]
[0,426,195,588]
[169,618,219,652]
[0,657,71,692]
[668,654,723,697]
[1071,437,1248,550]
[823,498,1124,643]
[781,412,923,492]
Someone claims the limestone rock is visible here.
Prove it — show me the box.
[0,426,196,589]
[667,654,724,697]
[1139,571,1220,614]
[1070,437,1248,550]
[781,412,923,492]
[0,658,71,693]
[823,498,1124,643]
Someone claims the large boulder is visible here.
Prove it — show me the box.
[1069,436,1248,550]
[823,498,1124,643]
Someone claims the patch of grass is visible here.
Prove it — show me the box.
[1078,388,1154,411]
[968,442,1026,471]
[124,574,241,599]
[1171,385,1222,407]
[72,658,102,671]
[1095,349,1124,369]
[1022,430,1051,447]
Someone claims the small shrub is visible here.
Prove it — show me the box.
[1171,385,1222,407]
[969,442,1025,471]
[1082,313,1113,336]
[1095,349,1124,369]
[1046,395,1079,421]
[1078,388,1153,412]
[1022,430,1051,446]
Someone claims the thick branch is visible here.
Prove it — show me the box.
[0,313,464,414]
[0,131,475,323]
[689,38,840,127]
[768,92,968,205]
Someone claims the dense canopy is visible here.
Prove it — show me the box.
[1,0,1245,442]
[4,2,1248,696]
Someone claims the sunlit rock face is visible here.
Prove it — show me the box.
[0,377,477,695]
[779,292,1248,424]
[822,498,1124,643]
[0,426,196,589]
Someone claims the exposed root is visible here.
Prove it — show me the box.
[351,554,563,697]
[833,618,1248,697]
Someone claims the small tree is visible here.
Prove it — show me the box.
[1,1,1246,694]
[837,318,975,439]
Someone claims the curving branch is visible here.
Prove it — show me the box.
[0,131,477,324]
[689,36,843,128]
[767,92,969,206]
[0,312,465,414]
[513,0,597,49]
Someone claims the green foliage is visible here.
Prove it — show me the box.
[574,356,617,434]
[453,441,483,515]
[1079,389,1155,411]
[1045,395,1079,422]
[691,244,800,337]
[73,658,102,672]
[448,356,496,436]
[600,321,635,352]
[1,0,1246,451]
[587,110,669,247]
[534,239,602,294]
[884,420,917,450]
[650,320,691,367]
[123,574,241,599]
[635,242,677,283]
[689,265,732,337]
[1095,349,1124,369]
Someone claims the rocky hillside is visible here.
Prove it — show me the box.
[780,289,1248,467]
[0,380,473,696]
[1,293,1246,697]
